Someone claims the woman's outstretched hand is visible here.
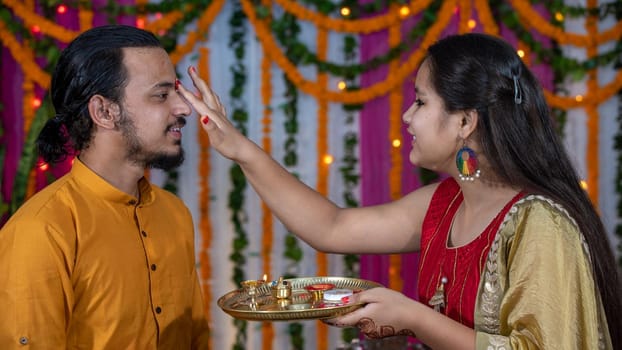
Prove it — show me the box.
[323,287,418,339]
[177,66,248,161]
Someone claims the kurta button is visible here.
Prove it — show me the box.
[141,231,147,237]
[155,306,162,314]
[151,264,157,271]
[19,336,28,345]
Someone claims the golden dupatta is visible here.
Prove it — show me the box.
[474,195,611,349]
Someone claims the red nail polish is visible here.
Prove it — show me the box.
[175,79,180,91]
[201,116,209,124]
[190,66,197,73]
[341,296,349,303]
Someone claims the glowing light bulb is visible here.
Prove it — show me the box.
[555,12,564,22]
[32,98,41,108]
[467,19,477,29]
[580,180,588,190]
[323,154,334,165]
[38,162,49,171]
[136,18,145,29]
[337,81,347,90]
[517,50,525,58]
[340,7,351,17]
[399,6,410,17]
[392,139,401,148]
[57,5,67,14]
[575,95,583,102]
[32,25,41,33]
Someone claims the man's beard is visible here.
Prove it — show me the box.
[117,111,185,171]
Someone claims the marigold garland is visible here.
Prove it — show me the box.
[543,71,622,109]
[197,47,214,350]
[25,166,37,201]
[315,25,329,350]
[135,0,148,30]
[474,0,499,35]
[144,10,185,33]
[23,0,37,201]
[273,0,433,33]
[0,21,50,89]
[585,0,599,207]
[240,0,456,104]
[169,0,226,64]
[458,0,472,34]
[518,41,531,66]
[21,33,37,200]
[22,77,35,135]
[2,0,78,43]
[510,0,622,46]
[260,11,274,347]
[78,8,93,32]
[388,4,403,293]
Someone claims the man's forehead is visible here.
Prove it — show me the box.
[122,47,175,87]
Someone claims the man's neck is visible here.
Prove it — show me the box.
[78,152,144,197]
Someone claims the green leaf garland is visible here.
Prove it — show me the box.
[227,2,250,349]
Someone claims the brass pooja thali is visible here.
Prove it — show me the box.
[217,276,382,321]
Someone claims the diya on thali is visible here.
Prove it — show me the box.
[217,276,382,321]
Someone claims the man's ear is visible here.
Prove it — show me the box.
[459,109,479,139]
[88,95,120,129]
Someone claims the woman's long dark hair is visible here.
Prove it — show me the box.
[427,33,621,347]
[36,25,162,164]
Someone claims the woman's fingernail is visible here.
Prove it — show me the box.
[201,116,209,124]
[341,296,350,303]
[175,79,180,91]
[190,66,197,73]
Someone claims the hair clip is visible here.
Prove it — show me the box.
[512,75,522,105]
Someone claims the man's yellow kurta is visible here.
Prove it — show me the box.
[0,159,210,349]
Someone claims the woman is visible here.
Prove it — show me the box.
[179,33,621,349]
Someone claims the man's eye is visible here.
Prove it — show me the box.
[415,99,424,106]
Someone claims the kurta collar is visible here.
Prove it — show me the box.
[71,158,155,206]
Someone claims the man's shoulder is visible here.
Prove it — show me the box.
[2,174,79,228]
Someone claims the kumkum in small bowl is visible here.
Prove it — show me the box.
[304,283,335,300]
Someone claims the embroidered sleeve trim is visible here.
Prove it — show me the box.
[478,194,604,348]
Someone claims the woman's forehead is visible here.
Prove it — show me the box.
[414,61,433,94]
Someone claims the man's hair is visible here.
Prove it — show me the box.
[37,25,162,164]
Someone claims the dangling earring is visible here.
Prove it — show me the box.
[456,141,481,181]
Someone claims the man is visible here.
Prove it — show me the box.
[0,25,209,349]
